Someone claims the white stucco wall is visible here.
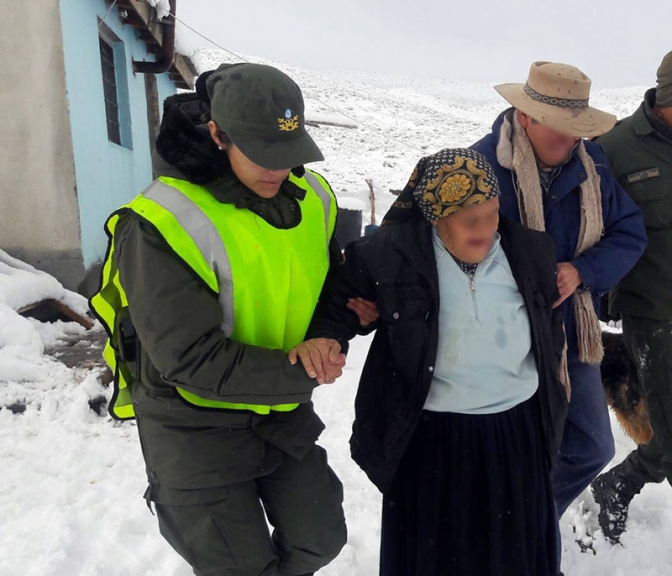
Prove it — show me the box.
[0,0,84,289]
[0,1,183,292]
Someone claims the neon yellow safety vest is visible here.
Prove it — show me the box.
[91,170,337,420]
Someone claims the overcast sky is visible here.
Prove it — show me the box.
[178,0,671,89]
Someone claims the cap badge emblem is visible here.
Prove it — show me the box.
[278,109,299,132]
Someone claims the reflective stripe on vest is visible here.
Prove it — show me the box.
[91,170,337,420]
[142,181,236,337]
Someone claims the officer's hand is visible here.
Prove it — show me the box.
[554,262,583,308]
[288,338,346,385]
[347,297,379,327]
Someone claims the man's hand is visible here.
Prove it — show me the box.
[347,297,379,327]
[288,338,346,385]
[554,263,583,308]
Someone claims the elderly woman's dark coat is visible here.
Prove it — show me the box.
[307,208,569,495]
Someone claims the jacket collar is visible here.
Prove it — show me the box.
[633,88,657,137]
[387,215,535,292]
[634,88,672,143]
[154,93,229,185]
[495,109,516,170]
[388,217,440,291]
[497,216,534,287]
[494,108,578,171]
[491,108,590,211]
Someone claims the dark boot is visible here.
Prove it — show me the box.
[591,463,646,544]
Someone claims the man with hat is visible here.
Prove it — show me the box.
[590,50,672,545]
[470,62,647,526]
[90,63,349,575]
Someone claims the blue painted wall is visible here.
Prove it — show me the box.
[59,0,179,267]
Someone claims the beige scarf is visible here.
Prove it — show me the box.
[511,114,605,400]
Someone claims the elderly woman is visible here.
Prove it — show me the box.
[301,149,570,575]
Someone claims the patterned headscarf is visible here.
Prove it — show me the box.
[412,148,501,220]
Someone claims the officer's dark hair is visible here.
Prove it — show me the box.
[217,129,233,146]
[196,69,233,148]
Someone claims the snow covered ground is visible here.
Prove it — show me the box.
[2,330,671,576]
[2,53,669,575]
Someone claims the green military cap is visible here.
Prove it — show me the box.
[206,63,324,170]
[656,51,672,108]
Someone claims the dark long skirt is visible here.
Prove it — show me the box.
[380,396,558,576]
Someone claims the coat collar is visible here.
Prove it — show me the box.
[497,216,535,287]
[494,108,578,172]
[387,215,535,291]
[388,217,437,275]
[495,109,516,170]
[490,108,591,211]
[633,88,672,143]
[633,88,657,137]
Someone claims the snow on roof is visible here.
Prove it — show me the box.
[0,249,89,317]
[146,0,171,20]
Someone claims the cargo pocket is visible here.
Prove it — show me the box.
[150,483,276,574]
[150,485,237,572]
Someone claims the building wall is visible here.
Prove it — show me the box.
[0,1,84,288]
[59,0,177,281]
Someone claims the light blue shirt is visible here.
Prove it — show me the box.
[424,230,539,414]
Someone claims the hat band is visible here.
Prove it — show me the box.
[524,84,590,109]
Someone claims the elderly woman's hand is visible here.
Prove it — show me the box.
[347,298,379,326]
[288,338,346,385]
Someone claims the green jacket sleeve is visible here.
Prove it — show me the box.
[114,213,318,405]
[307,239,378,349]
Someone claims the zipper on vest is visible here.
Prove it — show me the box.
[470,277,480,323]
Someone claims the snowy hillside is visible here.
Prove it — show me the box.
[1,51,667,576]
[194,48,646,226]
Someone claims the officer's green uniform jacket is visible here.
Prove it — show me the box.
[598,88,672,320]
[93,92,343,498]
[597,88,672,487]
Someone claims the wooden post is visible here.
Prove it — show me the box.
[46,299,95,330]
[18,299,95,330]
[366,179,376,226]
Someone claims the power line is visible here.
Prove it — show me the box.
[98,0,120,29]
[171,14,252,65]
[168,11,426,154]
